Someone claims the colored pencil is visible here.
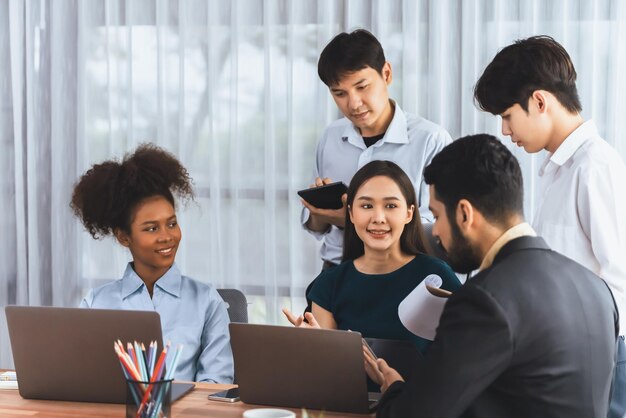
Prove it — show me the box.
[119,341,141,382]
[136,342,169,416]
[150,341,157,376]
[114,344,142,382]
[150,344,183,418]
[115,343,142,405]
[114,340,180,417]
[146,341,155,377]
[164,344,183,380]
[133,341,145,381]
[127,343,139,375]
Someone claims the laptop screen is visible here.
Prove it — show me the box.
[5,305,192,403]
[229,323,372,414]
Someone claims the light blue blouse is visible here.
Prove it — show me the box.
[80,263,234,383]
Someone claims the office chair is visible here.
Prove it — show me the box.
[364,337,423,392]
[421,222,449,263]
[217,288,249,323]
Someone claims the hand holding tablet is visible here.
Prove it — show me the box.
[297,181,348,210]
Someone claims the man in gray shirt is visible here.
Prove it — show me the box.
[302,30,450,311]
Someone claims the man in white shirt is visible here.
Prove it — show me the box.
[474,35,626,418]
[302,30,451,311]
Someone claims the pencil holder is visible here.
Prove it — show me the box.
[126,378,173,418]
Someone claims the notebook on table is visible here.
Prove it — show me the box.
[5,305,194,403]
[229,323,380,414]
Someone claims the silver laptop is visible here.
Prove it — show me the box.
[229,323,380,414]
[5,305,194,403]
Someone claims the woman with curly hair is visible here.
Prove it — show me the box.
[71,143,233,383]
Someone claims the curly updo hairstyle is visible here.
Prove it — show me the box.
[70,143,194,239]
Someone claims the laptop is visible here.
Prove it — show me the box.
[229,323,380,414]
[5,305,194,403]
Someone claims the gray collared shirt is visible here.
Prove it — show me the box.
[302,101,451,264]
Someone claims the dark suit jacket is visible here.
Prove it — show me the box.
[377,236,619,418]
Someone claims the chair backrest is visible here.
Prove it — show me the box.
[422,222,472,282]
[364,337,423,389]
[217,288,249,323]
[421,222,449,263]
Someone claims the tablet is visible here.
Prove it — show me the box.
[297,181,348,209]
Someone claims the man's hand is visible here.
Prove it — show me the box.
[282,308,321,329]
[303,177,347,231]
[363,344,384,386]
[364,354,404,393]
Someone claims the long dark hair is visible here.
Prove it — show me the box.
[342,160,427,262]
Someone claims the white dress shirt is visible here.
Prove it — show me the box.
[302,101,451,265]
[533,120,626,333]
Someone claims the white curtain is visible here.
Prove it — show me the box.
[2,0,625,368]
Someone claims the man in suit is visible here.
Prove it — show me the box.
[367,134,619,418]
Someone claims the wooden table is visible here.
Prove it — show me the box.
[0,382,374,418]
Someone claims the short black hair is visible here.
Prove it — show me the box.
[474,35,582,115]
[318,29,386,87]
[343,160,427,262]
[424,134,524,226]
[71,143,194,238]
